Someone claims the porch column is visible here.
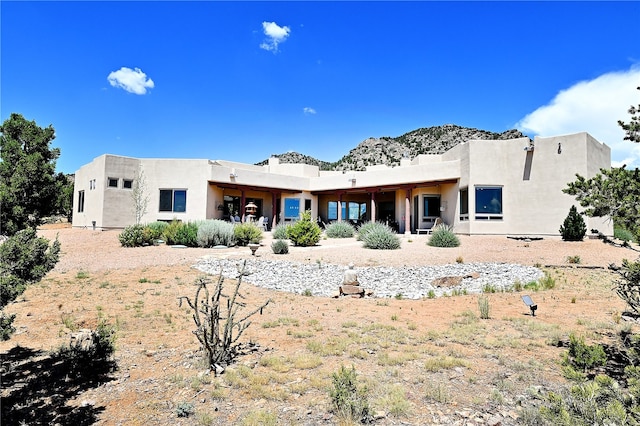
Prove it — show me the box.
[337,193,343,221]
[241,191,246,223]
[370,191,377,222]
[271,191,278,229]
[404,189,411,235]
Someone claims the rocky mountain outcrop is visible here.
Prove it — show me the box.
[258,124,525,171]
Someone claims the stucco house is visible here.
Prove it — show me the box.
[72,132,612,236]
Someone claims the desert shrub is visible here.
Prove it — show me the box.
[542,375,632,426]
[159,221,198,247]
[614,225,634,242]
[234,222,263,246]
[478,295,490,319]
[361,224,401,250]
[175,402,195,418]
[177,264,270,372]
[563,334,607,375]
[329,365,370,423]
[118,224,153,247]
[272,223,290,240]
[539,272,556,290]
[53,319,117,374]
[559,205,587,241]
[145,221,168,240]
[0,228,61,340]
[197,219,235,247]
[325,221,355,238]
[271,239,289,254]
[0,228,60,283]
[175,222,198,246]
[357,221,389,241]
[287,211,322,247]
[428,224,460,247]
[566,255,581,264]
[613,259,640,314]
[162,220,182,245]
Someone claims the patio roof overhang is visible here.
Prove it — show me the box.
[209,177,458,195]
[208,181,303,194]
[310,178,458,196]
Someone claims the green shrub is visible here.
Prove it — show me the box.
[0,228,61,340]
[560,205,587,241]
[162,220,182,245]
[361,224,401,250]
[234,222,263,246]
[145,221,168,240]
[539,273,556,290]
[175,401,195,418]
[614,225,634,242]
[329,365,370,423]
[478,295,490,319]
[325,221,355,238]
[287,211,322,247]
[613,259,640,314]
[0,228,60,284]
[428,224,460,247]
[197,219,235,247]
[174,222,198,247]
[272,223,291,240]
[118,224,153,247]
[564,333,607,374]
[357,221,389,241]
[271,239,289,254]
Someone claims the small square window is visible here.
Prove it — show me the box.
[108,178,118,188]
[123,179,133,189]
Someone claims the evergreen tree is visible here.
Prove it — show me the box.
[0,113,61,235]
[559,205,587,241]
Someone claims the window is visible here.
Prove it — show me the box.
[89,179,95,190]
[328,201,366,221]
[284,198,300,219]
[475,186,502,220]
[459,188,469,221]
[159,189,187,212]
[78,190,85,213]
[328,201,338,220]
[422,195,441,218]
[348,202,366,220]
[108,178,118,188]
[123,179,133,189]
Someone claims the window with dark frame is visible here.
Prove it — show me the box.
[459,188,469,220]
[159,189,187,213]
[475,186,503,220]
[123,179,133,189]
[78,190,85,213]
[108,178,118,188]
[422,195,441,218]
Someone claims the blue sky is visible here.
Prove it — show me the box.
[2,1,639,174]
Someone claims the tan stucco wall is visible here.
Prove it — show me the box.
[73,132,612,236]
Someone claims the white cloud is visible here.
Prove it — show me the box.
[516,66,640,168]
[260,21,290,52]
[303,107,316,115]
[107,67,154,95]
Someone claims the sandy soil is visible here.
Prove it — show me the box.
[2,225,639,425]
[37,226,638,273]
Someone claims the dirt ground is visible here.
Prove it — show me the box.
[2,225,639,425]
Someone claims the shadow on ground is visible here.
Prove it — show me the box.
[1,345,116,425]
